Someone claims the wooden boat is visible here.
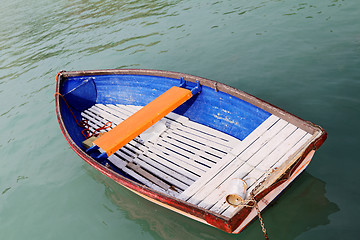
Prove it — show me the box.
[55,69,326,234]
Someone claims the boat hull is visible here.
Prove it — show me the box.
[55,69,326,233]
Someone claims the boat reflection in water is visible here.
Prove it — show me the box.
[84,164,339,240]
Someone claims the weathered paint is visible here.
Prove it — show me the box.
[55,69,327,234]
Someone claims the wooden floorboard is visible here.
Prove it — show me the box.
[215,132,314,217]
[82,104,314,217]
[188,122,303,208]
[82,104,241,196]
[177,115,280,202]
[83,111,193,190]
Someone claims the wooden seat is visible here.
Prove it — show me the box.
[93,86,193,157]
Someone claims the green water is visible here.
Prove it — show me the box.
[1,0,359,239]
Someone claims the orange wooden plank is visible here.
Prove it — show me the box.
[93,86,193,156]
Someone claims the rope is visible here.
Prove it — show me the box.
[55,71,64,82]
[82,121,112,139]
[55,92,112,138]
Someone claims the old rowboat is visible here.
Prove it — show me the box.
[55,69,326,234]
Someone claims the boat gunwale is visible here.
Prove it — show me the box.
[55,69,327,233]
[59,68,325,135]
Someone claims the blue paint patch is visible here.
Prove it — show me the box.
[172,86,271,140]
[60,77,97,112]
[65,74,270,141]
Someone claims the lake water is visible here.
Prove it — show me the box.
[1,0,359,239]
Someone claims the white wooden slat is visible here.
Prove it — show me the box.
[185,119,289,205]
[107,104,135,117]
[197,162,254,209]
[208,167,266,214]
[83,106,204,185]
[126,162,171,191]
[161,132,224,162]
[82,110,144,157]
[143,144,206,177]
[86,106,123,125]
[168,127,233,153]
[230,119,288,164]
[92,114,208,177]
[221,132,313,199]
[170,125,233,150]
[83,115,185,194]
[124,135,202,181]
[104,150,165,193]
[83,110,194,188]
[219,133,314,217]
[118,103,236,154]
[86,106,222,179]
[161,131,227,158]
[194,123,298,209]
[118,143,142,159]
[256,129,309,172]
[107,155,173,194]
[177,115,280,201]
[107,154,127,169]
[273,133,313,169]
[99,104,131,120]
[91,112,208,177]
[122,167,168,193]
[245,123,298,167]
[95,104,129,123]
[119,104,141,113]
[81,113,112,136]
[122,137,202,181]
[104,104,241,154]
[83,120,144,175]
[81,111,111,135]
[89,105,123,121]
[84,103,316,218]
[111,104,237,150]
[87,106,150,148]
[153,140,209,173]
[141,149,200,181]
[198,163,265,210]
[156,138,215,169]
[130,155,189,190]
[136,154,195,185]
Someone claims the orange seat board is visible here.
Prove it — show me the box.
[93,86,193,156]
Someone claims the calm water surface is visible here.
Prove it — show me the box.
[1,0,359,239]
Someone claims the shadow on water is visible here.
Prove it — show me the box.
[83,164,339,240]
[262,171,340,239]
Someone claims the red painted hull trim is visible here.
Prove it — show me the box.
[55,69,327,234]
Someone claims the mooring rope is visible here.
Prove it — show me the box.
[55,92,112,138]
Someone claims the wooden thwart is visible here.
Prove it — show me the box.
[93,86,193,156]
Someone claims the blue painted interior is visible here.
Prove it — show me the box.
[60,74,271,147]
[59,74,271,179]
[61,77,97,112]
